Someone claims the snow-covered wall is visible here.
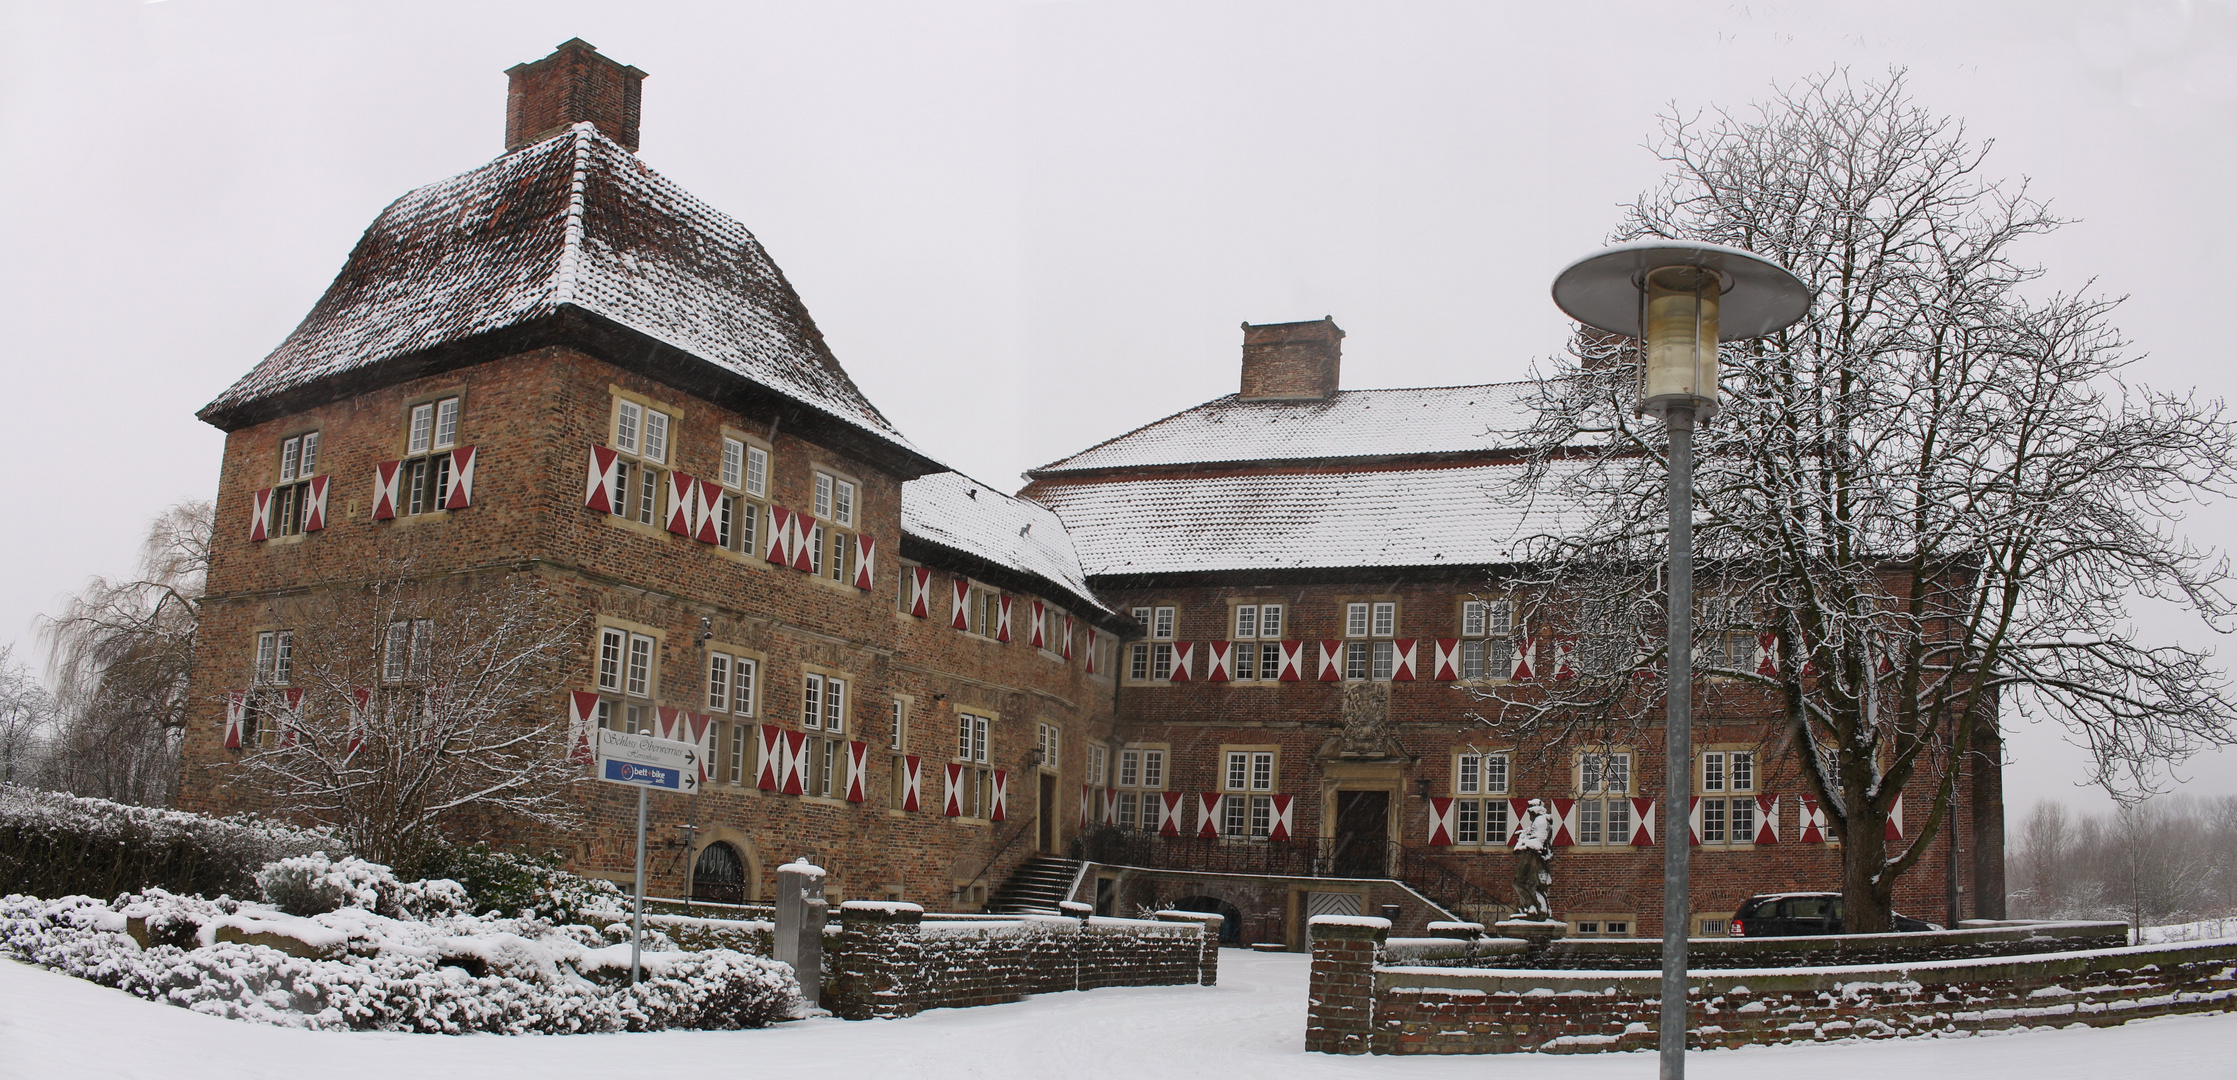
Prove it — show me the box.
[823,903,1217,1020]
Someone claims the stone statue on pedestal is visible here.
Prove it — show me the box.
[1510,798,1557,921]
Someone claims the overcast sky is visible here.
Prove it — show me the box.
[3,0,2233,815]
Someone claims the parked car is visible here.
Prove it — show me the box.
[1726,892,1941,936]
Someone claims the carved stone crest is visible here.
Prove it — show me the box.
[1338,681,1391,756]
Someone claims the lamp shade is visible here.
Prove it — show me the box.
[1550,240,1812,341]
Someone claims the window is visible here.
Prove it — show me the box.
[1460,599,1513,679]
[714,436,768,558]
[593,625,658,733]
[401,397,463,517]
[802,673,846,733]
[957,712,990,764]
[254,630,294,685]
[1698,750,1758,846]
[384,620,434,683]
[606,397,672,528]
[1342,600,1397,680]
[811,470,860,583]
[1568,916,1633,938]
[705,651,757,715]
[1571,751,1633,847]
[1115,745,1167,833]
[1451,751,1512,846]
[1036,722,1060,769]
[890,697,908,752]
[1219,748,1277,839]
[954,711,994,819]
[272,432,321,537]
[1088,745,1108,787]
[1127,605,1177,682]
[1230,603,1284,681]
[728,723,748,786]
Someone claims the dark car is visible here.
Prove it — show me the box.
[1727,892,1941,936]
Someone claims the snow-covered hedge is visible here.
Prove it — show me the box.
[0,785,328,902]
[0,856,798,1033]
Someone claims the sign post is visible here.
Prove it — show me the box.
[594,728,701,985]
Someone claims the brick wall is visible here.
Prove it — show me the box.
[1309,916,2237,1056]
[822,902,1217,1020]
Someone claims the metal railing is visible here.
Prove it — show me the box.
[1069,829,1509,918]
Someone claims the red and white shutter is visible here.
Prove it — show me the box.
[1029,601,1046,649]
[756,725,781,790]
[1205,641,1232,683]
[1885,793,1905,841]
[765,506,792,564]
[584,446,620,512]
[654,705,683,742]
[1198,793,1223,838]
[1508,799,1532,847]
[303,475,329,532]
[1552,637,1577,680]
[951,579,972,629]
[902,755,923,811]
[687,713,714,784]
[1630,798,1657,846]
[1798,797,1827,843]
[846,741,869,803]
[1268,794,1295,841]
[944,762,965,816]
[1510,637,1536,679]
[1278,641,1304,681]
[1391,639,1417,681]
[789,513,817,572]
[782,730,808,795]
[350,687,374,758]
[568,690,599,765]
[1158,791,1183,836]
[1080,784,1094,829]
[1318,640,1344,681]
[1084,627,1099,674]
[1061,615,1075,660]
[1550,798,1577,846]
[1103,789,1119,825]
[694,480,722,544]
[853,535,876,590]
[909,567,933,617]
[372,461,401,521]
[991,770,1008,821]
[1756,631,1780,676]
[223,690,246,749]
[444,446,476,509]
[1168,642,1193,682]
[278,689,305,746]
[1755,794,1780,844]
[995,595,1013,642]
[1433,638,1460,681]
[665,472,695,535]
[1687,796,1703,846]
[248,488,273,541]
[1428,797,1456,846]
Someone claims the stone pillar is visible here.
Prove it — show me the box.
[825,901,924,1020]
[1155,910,1224,986]
[1305,915,1387,1055]
[773,858,828,1010]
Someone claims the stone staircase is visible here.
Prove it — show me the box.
[988,856,1082,914]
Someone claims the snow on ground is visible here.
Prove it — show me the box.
[2138,916,2237,945]
[4,949,2232,1080]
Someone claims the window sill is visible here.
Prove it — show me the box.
[388,510,455,528]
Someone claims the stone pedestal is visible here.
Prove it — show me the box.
[773,858,828,1009]
[1491,918,1568,961]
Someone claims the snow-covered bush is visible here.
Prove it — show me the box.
[0,785,327,901]
[415,844,624,925]
[255,853,466,920]
[0,885,800,1034]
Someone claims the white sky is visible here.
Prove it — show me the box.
[1,0,2233,815]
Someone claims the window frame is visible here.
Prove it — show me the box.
[1449,748,1513,847]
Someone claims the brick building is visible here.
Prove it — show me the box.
[178,41,2001,936]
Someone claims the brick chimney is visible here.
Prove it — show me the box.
[1238,317,1344,401]
[505,39,648,152]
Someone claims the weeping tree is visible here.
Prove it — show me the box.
[1488,70,2237,931]
[224,568,587,868]
[39,500,212,806]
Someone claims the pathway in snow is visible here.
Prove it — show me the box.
[3,950,2231,1079]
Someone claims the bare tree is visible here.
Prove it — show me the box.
[1492,71,2237,931]
[221,568,587,868]
[0,645,53,785]
[38,500,213,805]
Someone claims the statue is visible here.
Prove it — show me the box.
[1510,798,1557,920]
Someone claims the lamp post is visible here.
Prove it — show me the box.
[1551,241,1809,1080]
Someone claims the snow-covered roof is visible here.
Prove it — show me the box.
[1030,383,1541,475]
[902,472,1113,616]
[201,124,917,459]
[1026,462,1596,577]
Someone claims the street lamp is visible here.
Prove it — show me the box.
[1551,240,1810,1080]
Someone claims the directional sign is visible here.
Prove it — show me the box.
[596,730,700,794]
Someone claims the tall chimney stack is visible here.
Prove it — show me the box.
[1238,317,1344,401]
[505,39,648,152]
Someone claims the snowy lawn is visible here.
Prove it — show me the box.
[7,949,2234,1079]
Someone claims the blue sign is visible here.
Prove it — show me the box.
[602,758,684,790]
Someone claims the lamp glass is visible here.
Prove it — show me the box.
[1641,265,1721,414]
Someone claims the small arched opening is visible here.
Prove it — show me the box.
[692,841,747,905]
[1172,895,1243,943]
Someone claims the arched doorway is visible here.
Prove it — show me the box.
[1173,895,1243,943]
[692,842,747,905]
